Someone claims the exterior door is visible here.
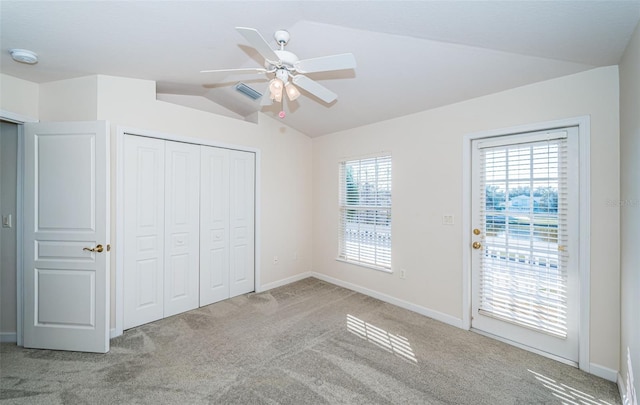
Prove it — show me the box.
[470,127,579,363]
[23,121,110,353]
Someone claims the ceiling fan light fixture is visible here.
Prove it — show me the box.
[269,78,283,102]
[285,82,301,101]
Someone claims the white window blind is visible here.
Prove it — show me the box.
[339,155,392,270]
[478,135,569,338]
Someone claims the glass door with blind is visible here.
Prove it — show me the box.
[470,127,579,363]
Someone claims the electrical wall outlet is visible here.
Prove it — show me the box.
[273,256,279,265]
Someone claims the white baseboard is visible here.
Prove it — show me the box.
[589,363,618,382]
[310,272,464,329]
[255,271,463,329]
[258,271,313,292]
[110,328,120,339]
[619,372,629,405]
[0,332,17,343]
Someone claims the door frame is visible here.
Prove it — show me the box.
[462,116,591,372]
[114,126,261,337]
[1,109,38,346]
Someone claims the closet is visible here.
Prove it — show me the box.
[123,135,255,330]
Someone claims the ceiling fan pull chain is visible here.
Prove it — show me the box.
[279,101,286,119]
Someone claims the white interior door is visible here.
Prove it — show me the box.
[164,141,200,317]
[199,146,230,306]
[123,135,165,329]
[23,121,110,353]
[229,150,255,297]
[470,127,579,363]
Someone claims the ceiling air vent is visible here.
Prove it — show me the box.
[235,82,262,100]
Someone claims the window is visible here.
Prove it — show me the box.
[338,155,392,270]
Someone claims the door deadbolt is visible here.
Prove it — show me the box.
[473,228,481,235]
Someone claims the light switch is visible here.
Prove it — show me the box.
[442,215,454,225]
[2,214,12,228]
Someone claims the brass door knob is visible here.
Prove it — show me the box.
[472,241,482,249]
[83,244,104,253]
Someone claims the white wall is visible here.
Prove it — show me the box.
[0,74,39,119]
[0,121,18,340]
[312,66,621,372]
[619,21,640,402]
[39,76,98,122]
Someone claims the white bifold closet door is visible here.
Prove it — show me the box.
[200,147,255,306]
[123,136,200,329]
[228,149,255,297]
[123,136,165,329]
[199,146,229,305]
[163,141,201,317]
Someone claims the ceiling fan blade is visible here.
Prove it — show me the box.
[200,67,268,74]
[294,53,356,74]
[236,27,280,64]
[292,75,337,103]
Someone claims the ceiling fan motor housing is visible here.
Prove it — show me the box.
[274,30,290,45]
[267,50,299,70]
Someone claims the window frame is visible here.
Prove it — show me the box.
[337,153,392,272]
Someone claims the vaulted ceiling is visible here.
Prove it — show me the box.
[1,1,639,137]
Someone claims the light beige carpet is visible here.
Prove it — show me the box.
[0,277,621,404]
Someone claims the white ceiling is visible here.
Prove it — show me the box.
[1,1,639,137]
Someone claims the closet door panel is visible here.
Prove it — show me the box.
[229,150,255,297]
[164,141,201,317]
[200,146,230,306]
[123,136,165,329]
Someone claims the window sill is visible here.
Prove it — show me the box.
[335,257,392,274]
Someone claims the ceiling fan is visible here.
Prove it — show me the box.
[201,27,356,106]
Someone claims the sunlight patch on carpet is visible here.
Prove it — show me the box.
[528,369,615,405]
[346,314,417,364]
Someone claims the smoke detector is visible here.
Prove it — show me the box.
[9,49,38,64]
